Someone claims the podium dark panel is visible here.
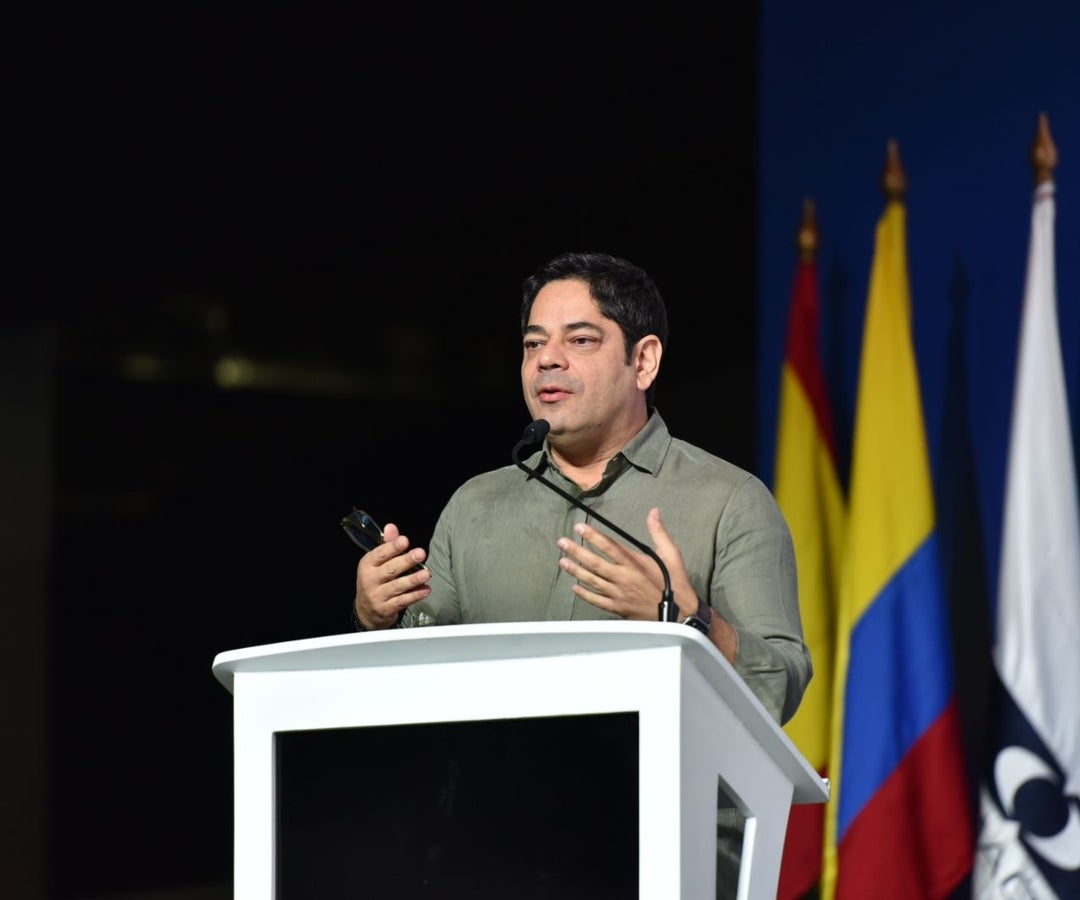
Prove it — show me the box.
[275,712,639,898]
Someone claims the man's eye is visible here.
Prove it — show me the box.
[523,340,543,350]
[571,336,597,346]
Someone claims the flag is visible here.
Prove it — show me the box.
[974,166,1080,894]
[822,148,973,898]
[774,200,845,899]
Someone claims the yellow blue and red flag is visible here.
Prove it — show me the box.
[822,151,973,898]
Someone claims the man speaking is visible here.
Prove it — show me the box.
[347,250,811,896]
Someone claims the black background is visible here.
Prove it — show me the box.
[10,6,758,896]
[276,715,639,898]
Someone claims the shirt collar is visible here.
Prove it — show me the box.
[613,408,671,476]
[533,408,672,480]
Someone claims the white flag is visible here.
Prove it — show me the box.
[974,180,1080,898]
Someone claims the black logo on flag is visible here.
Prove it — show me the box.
[982,673,1080,896]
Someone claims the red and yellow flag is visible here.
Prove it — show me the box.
[774,200,845,899]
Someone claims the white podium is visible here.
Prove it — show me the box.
[213,621,828,899]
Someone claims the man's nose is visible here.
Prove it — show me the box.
[537,342,567,369]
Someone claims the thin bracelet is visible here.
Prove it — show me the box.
[351,602,403,632]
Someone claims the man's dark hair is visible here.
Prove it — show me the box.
[521,251,670,366]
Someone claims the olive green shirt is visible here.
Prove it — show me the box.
[403,411,810,725]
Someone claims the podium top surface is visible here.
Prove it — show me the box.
[212,621,829,803]
[213,621,735,694]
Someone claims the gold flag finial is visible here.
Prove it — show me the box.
[882,139,907,202]
[1032,112,1058,186]
[797,197,819,263]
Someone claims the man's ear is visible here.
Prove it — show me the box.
[634,335,662,391]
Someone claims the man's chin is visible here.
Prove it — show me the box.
[534,410,568,435]
[525,403,559,429]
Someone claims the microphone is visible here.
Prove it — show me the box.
[511,419,679,622]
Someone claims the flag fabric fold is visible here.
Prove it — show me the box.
[774,252,845,899]
[974,179,1080,899]
[822,199,973,898]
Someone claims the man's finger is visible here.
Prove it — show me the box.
[557,538,608,579]
[572,521,634,564]
[374,532,411,565]
[645,507,668,541]
[645,507,682,561]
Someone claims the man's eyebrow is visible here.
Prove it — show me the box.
[523,321,604,336]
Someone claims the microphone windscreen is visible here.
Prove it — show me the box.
[523,419,551,444]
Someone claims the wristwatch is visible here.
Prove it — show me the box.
[681,597,713,636]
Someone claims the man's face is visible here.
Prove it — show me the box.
[521,278,653,447]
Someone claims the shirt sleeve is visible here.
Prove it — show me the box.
[710,473,812,725]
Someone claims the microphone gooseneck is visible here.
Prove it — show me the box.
[511,419,679,623]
